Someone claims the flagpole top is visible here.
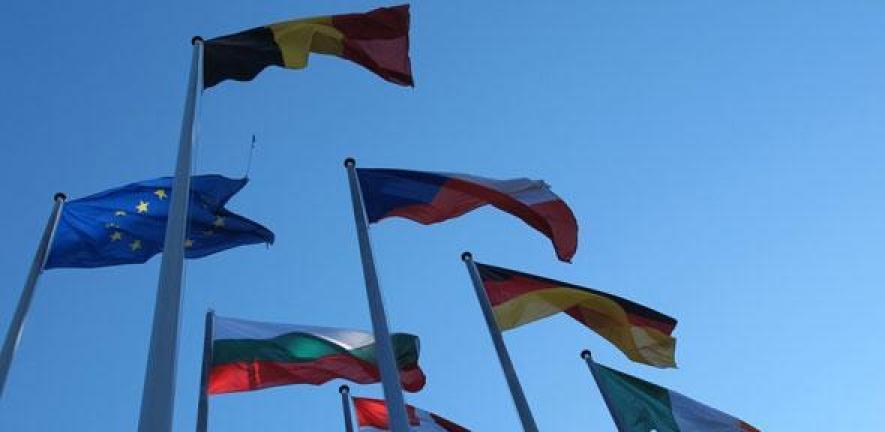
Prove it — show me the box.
[191,36,204,45]
[53,192,67,202]
[344,157,356,168]
[338,385,350,395]
[580,349,592,360]
[461,251,473,262]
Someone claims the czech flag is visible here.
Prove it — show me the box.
[356,168,578,262]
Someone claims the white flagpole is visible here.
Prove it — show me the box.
[138,37,203,432]
[339,385,355,432]
[195,310,214,432]
[461,252,539,432]
[0,192,66,398]
[580,349,627,431]
[343,158,411,432]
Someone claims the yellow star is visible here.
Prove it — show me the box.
[105,222,119,229]
[114,210,127,217]
[184,239,194,248]
[212,216,225,228]
[136,201,149,214]
[110,231,123,241]
[154,189,168,200]
[129,239,142,251]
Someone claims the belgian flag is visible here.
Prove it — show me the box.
[203,4,412,88]
[477,263,678,368]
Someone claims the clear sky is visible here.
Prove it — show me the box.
[1,1,883,430]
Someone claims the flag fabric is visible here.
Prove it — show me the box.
[203,4,412,88]
[45,175,273,269]
[356,168,578,262]
[477,263,677,368]
[208,316,426,395]
[589,359,759,432]
[352,397,469,432]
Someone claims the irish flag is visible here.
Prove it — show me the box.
[352,397,470,431]
[208,316,426,394]
[588,357,760,432]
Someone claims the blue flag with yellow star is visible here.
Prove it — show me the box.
[44,175,274,269]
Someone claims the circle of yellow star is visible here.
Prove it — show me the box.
[136,201,149,214]
[212,216,225,227]
[110,231,123,242]
[130,239,142,251]
[154,189,168,200]
[184,239,194,248]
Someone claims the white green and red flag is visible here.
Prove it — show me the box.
[590,359,759,432]
[352,397,469,432]
[208,316,425,395]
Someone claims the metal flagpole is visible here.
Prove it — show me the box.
[580,349,627,431]
[338,385,355,432]
[138,37,204,432]
[195,310,214,432]
[343,158,411,432]
[0,192,66,398]
[461,252,539,432]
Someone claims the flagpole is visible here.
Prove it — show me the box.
[580,349,627,431]
[138,37,204,432]
[461,252,539,432]
[195,310,214,432]
[0,192,66,398]
[343,158,411,432]
[339,385,355,432]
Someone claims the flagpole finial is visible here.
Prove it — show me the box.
[53,192,67,202]
[339,385,350,395]
[344,157,356,168]
[461,251,473,262]
[580,349,592,360]
[192,36,204,45]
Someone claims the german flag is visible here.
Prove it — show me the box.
[203,4,412,88]
[476,263,678,368]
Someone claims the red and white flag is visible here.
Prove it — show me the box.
[353,397,470,432]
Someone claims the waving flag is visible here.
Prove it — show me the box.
[588,359,760,432]
[208,316,425,395]
[203,4,412,88]
[45,175,273,269]
[357,168,578,262]
[478,263,677,367]
[353,397,469,432]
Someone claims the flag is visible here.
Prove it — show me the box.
[45,175,273,269]
[589,359,759,432]
[477,263,677,367]
[208,316,425,395]
[203,4,412,88]
[357,168,578,262]
[353,397,469,432]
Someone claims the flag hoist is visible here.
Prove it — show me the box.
[0,193,66,397]
[340,385,355,432]
[137,37,203,432]
[461,252,539,432]
[344,158,412,432]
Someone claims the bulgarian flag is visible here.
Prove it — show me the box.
[208,316,426,394]
[352,397,470,431]
[588,358,760,432]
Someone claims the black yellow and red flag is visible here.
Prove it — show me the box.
[476,262,678,368]
[203,4,412,88]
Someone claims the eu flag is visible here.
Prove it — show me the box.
[45,175,274,269]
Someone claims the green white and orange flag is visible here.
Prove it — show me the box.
[207,316,426,395]
[588,358,760,432]
[203,4,412,88]
[476,263,678,368]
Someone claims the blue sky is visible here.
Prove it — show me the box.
[1,1,883,430]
